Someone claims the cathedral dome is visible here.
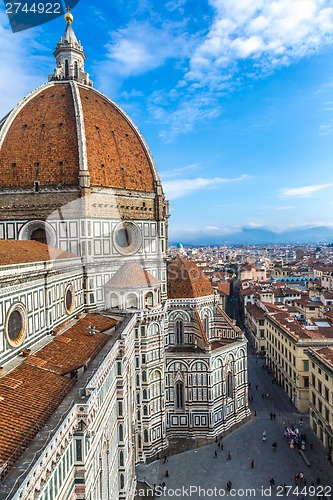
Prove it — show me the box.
[167,255,214,299]
[0,81,158,192]
[0,12,160,195]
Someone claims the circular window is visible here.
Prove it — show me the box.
[6,304,27,347]
[18,220,56,247]
[64,285,75,314]
[113,222,142,255]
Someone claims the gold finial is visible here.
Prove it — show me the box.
[64,6,73,24]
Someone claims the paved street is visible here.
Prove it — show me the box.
[137,341,333,499]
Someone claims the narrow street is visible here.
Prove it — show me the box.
[137,339,333,499]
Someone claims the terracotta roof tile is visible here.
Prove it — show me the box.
[0,313,117,473]
[26,314,117,375]
[167,256,214,299]
[0,241,78,266]
[105,262,160,289]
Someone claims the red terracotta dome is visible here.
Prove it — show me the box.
[0,81,158,192]
[167,255,214,299]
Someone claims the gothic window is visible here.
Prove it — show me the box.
[143,389,147,400]
[120,474,125,489]
[227,372,233,399]
[204,315,210,336]
[175,381,184,409]
[119,451,124,467]
[143,405,148,416]
[65,59,69,78]
[149,323,159,336]
[175,320,184,345]
[74,60,78,79]
[118,424,123,442]
[144,429,149,442]
[142,370,147,382]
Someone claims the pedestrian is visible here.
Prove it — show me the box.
[251,458,254,469]
[270,478,275,488]
[227,480,232,491]
[256,384,258,390]
[227,451,231,460]
[254,410,257,416]
[273,413,276,420]
[262,391,264,398]
[316,477,321,485]
[163,455,168,463]
[214,450,217,458]
[270,412,273,420]
[165,470,169,477]
[221,442,224,451]
[310,443,313,451]
[299,472,304,482]
[218,441,221,448]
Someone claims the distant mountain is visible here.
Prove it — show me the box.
[170,226,333,246]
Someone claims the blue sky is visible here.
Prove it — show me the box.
[1,0,333,242]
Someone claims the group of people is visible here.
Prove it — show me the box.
[284,425,306,450]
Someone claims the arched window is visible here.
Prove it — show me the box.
[136,374,140,386]
[149,323,159,337]
[74,61,78,79]
[227,372,233,399]
[143,405,148,416]
[175,320,184,345]
[119,451,124,467]
[142,370,147,382]
[126,293,138,309]
[144,429,149,442]
[175,381,184,409]
[138,434,141,448]
[137,410,141,421]
[143,389,147,400]
[120,474,124,489]
[65,59,69,78]
[145,292,154,308]
[110,293,119,309]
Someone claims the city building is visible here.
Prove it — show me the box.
[307,347,333,464]
[0,13,249,500]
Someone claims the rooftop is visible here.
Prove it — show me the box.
[0,241,78,266]
[0,313,117,473]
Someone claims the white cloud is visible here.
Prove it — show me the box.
[102,20,191,78]
[280,184,333,197]
[187,0,333,89]
[164,174,250,199]
[160,163,202,179]
[205,225,219,231]
[0,12,49,117]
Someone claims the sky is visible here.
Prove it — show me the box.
[1,0,333,243]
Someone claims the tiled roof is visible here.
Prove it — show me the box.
[26,314,117,375]
[0,313,117,472]
[311,346,333,366]
[0,82,157,192]
[105,262,160,289]
[0,241,78,266]
[246,303,265,320]
[167,255,214,299]
[0,363,74,471]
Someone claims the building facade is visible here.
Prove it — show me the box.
[0,13,249,500]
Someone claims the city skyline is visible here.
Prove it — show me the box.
[1,0,333,242]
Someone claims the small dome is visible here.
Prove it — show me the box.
[167,255,214,299]
[105,262,160,289]
[176,242,183,249]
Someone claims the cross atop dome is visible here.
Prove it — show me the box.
[48,10,92,86]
